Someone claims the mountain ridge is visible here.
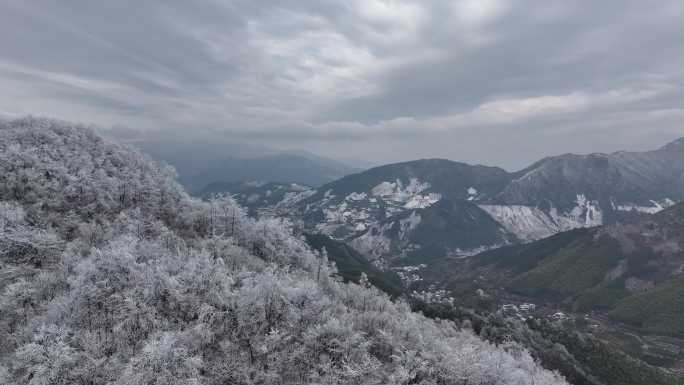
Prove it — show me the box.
[200,136,684,268]
[106,128,361,191]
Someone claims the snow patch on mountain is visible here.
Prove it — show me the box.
[289,183,310,191]
[345,192,368,201]
[371,181,398,196]
[320,203,371,227]
[305,190,382,238]
[615,198,675,214]
[300,177,445,242]
[448,243,508,258]
[309,204,378,238]
[467,187,478,201]
[404,194,441,209]
[371,178,441,209]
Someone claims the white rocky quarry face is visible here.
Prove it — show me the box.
[346,192,367,201]
[478,205,560,242]
[479,194,603,242]
[480,194,674,242]
[561,194,603,229]
[290,170,680,264]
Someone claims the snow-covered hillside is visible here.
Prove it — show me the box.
[0,117,567,384]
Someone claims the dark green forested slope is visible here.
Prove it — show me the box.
[303,233,404,297]
[432,203,684,338]
[412,301,683,385]
[415,202,684,383]
[507,235,625,301]
[609,278,684,338]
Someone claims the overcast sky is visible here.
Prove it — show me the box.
[1,0,684,170]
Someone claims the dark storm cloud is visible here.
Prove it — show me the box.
[0,0,683,169]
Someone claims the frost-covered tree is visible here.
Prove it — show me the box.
[0,118,567,384]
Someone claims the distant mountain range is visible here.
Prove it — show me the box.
[485,138,684,240]
[100,128,360,191]
[200,137,684,269]
[176,153,356,192]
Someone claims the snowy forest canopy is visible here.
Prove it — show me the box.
[0,117,566,384]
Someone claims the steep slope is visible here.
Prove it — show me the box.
[413,204,684,375]
[293,159,514,262]
[351,199,515,266]
[0,117,187,233]
[0,117,566,385]
[483,140,684,241]
[432,203,684,338]
[306,158,512,202]
[237,138,684,268]
[303,233,404,297]
[198,181,315,216]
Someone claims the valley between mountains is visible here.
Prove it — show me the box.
[2,117,684,384]
[201,137,684,267]
[197,137,684,379]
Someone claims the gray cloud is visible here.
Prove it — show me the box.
[1,0,683,170]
